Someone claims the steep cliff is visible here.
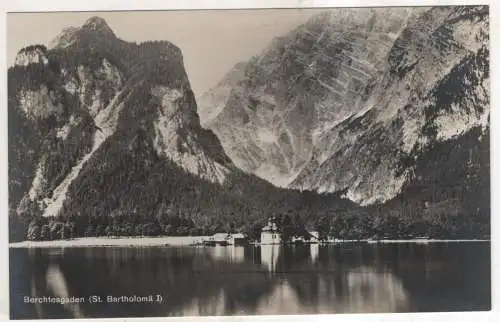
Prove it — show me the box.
[9,17,236,221]
[290,6,489,205]
[8,9,489,242]
[200,6,490,208]
[10,17,364,242]
[199,7,421,186]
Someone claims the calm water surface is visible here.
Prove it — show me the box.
[9,242,490,319]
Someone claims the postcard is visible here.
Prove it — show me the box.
[4,3,492,320]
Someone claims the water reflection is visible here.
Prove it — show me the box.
[260,244,280,272]
[210,245,245,263]
[45,264,83,318]
[9,242,490,319]
[310,243,319,263]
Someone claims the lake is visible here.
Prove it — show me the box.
[9,242,490,319]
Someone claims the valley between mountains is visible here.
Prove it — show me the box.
[8,7,490,243]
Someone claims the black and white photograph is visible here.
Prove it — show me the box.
[6,4,491,320]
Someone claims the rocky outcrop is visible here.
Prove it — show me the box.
[290,6,489,205]
[9,16,235,219]
[8,10,490,241]
[199,7,419,186]
[200,6,490,206]
[14,45,49,66]
[198,61,247,127]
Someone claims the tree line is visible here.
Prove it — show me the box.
[8,125,490,243]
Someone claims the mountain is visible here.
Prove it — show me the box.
[9,16,233,217]
[10,17,348,241]
[198,61,247,127]
[8,11,489,242]
[199,6,490,208]
[290,6,489,206]
[198,7,422,186]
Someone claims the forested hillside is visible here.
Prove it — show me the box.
[8,10,490,243]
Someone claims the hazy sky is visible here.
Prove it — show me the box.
[7,9,324,97]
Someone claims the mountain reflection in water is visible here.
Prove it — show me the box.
[9,243,490,319]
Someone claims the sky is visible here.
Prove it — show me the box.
[7,9,324,97]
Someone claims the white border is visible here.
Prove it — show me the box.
[1,0,496,11]
[0,1,498,322]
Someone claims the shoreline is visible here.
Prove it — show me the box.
[8,236,491,248]
[8,236,209,248]
[364,239,490,244]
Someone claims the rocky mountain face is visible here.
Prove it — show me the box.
[8,9,490,242]
[8,17,237,220]
[9,17,361,241]
[199,6,490,208]
[199,7,421,186]
[198,61,247,127]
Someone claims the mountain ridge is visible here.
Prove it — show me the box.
[9,16,367,243]
[9,17,238,221]
[8,10,490,243]
[198,7,422,187]
[199,6,490,206]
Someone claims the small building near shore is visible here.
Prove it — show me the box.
[210,233,230,244]
[229,233,247,245]
[261,218,281,244]
[309,231,319,242]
